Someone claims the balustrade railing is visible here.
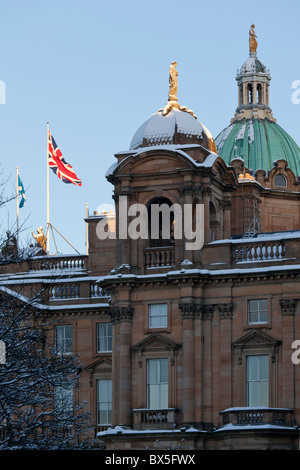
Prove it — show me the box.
[49,283,80,300]
[90,281,109,298]
[30,255,87,271]
[144,246,175,268]
[232,240,285,263]
[133,408,177,430]
[220,407,294,427]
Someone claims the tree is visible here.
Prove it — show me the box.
[0,174,95,449]
[0,290,95,449]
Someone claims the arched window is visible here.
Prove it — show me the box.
[274,174,287,187]
[147,197,175,247]
[257,84,262,104]
[248,84,253,104]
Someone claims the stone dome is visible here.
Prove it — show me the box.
[215,118,300,176]
[129,108,217,153]
[240,54,268,74]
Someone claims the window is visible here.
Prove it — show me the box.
[148,304,168,328]
[247,355,269,407]
[97,323,112,352]
[248,299,268,324]
[97,379,112,425]
[54,385,73,418]
[55,325,73,354]
[147,358,168,409]
[274,174,287,187]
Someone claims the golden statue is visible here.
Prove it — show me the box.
[159,61,197,119]
[168,61,178,101]
[31,226,47,252]
[249,24,258,53]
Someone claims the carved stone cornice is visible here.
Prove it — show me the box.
[280,299,297,316]
[109,306,134,323]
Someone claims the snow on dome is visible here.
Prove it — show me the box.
[129,108,217,153]
[239,56,267,75]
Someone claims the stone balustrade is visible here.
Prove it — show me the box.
[29,255,88,272]
[220,407,294,427]
[133,408,177,430]
[144,246,175,268]
[232,240,285,263]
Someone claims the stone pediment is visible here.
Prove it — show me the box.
[85,357,112,386]
[85,357,112,373]
[233,329,281,349]
[133,333,181,367]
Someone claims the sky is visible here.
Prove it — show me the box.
[0,0,300,255]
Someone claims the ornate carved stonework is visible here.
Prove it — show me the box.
[178,302,214,320]
[280,299,297,316]
[217,303,233,319]
[109,306,134,323]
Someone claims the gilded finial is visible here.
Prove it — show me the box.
[249,24,258,54]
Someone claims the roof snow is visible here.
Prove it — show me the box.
[129,108,207,150]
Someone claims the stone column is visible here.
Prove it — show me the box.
[110,306,134,426]
[280,299,296,409]
[179,304,195,426]
[218,304,233,413]
[223,201,231,239]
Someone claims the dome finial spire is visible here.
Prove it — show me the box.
[249,24,258,55]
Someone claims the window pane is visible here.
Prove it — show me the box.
[247,355,269,407]
[248,382,259,407]
[148,360,158,384]
[97,379,112,425]
[148,384,159,409]
[248,299,268,324]
[149,304,167,328]
[247,356,258,381]
[160,359,168,383]
[97,323,112,352]
[260,355,269,380]
[260,381,269,407]
[147,359,168,409]
[160,383,168,409]
[56,325,73,354]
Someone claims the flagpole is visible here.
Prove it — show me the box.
[85,202,89,255]
[16,166,19,249]
[46,122,50,254]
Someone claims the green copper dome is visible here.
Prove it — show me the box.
[215,118,300,176]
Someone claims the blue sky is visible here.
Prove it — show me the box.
[0,0,300,254]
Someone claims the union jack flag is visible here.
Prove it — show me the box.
[48,129,82,186]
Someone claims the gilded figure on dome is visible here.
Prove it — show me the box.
[249,24,258,53]
[168,61,178,101]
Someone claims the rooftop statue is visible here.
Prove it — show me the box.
[31,226,47,253]
[249,24,258,53]
[160,61,197,118]
[168,61,178,102]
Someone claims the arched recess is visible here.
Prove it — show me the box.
[147,197,176,248]
[209,201,219,242]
